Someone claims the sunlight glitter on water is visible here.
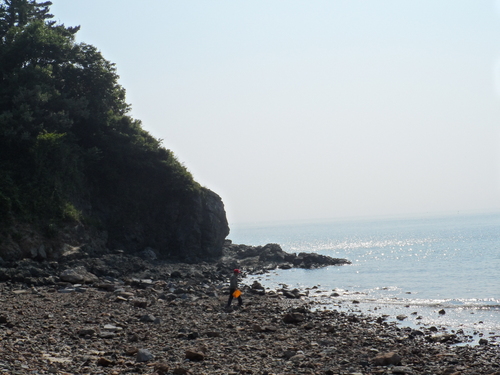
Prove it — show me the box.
[233,213,500,343]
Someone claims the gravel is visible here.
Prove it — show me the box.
[0,272,499,375]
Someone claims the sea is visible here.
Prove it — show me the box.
[229,212,500,344]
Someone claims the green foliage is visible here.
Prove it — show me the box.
[0,0,198,234]
[61,201,81,221]
[0,0,53,32]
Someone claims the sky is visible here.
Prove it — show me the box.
[50,0,500,225]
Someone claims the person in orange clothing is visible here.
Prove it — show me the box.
[226,269,243,308]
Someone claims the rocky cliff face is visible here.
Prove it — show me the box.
[0,187,229,263]
[103,187,229,261]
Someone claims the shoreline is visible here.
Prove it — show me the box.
[1,270,499,374]
[0,244,499,373]
[245,271,500,347]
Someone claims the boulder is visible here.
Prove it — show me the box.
[259,244,286,262]
[60,266,98,284]
[251,280,264,290]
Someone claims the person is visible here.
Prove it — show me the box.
[226,268,243,308]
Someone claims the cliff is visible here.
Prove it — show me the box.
[0,186,229,262]
[0,1,229,262]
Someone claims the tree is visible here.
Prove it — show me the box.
[0,0,196,225]
[0,0,53,36]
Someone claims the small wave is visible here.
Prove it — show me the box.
[327,294,500,311]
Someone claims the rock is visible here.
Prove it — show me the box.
[154,363,170,375]
[103,324,122,332]
[396,315,407,321]
[297,252,351,267]
[185,350,204,361]
[172,368,189,374]
[98,331,116,339]
[128,333,139,342]
[252,324,264,332]
[410,330,424,338]
[258,244,286,262]
[251,280,264,290]
[283,290,300,299]
[31,245,47,260]
[478,338,489,345]
[171,270,183,278]
[57,287,75,293]
[59,243,89,261]
[439,309,446,315]
[140,314,160,324]
[205,331,221,337]
[60,266,98,284]
[348,315,359,322]
[283,313,305,324]
[125,347,138,356]
[131,278,153,288]
[427,334,458,343]
[77,329,95,337]
[133,299,148,308]
[303,322,314,330]
[372,352,402,366]
[290,354,306,362]
[263,325,278,332]
[139,247,157,261]
[97,357,114,367]
[136,349,154,362]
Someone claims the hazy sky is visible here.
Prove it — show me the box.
[51,1,500,225]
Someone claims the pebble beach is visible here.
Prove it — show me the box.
[1,262,499,375]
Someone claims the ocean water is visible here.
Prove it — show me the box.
[229,212,500,342]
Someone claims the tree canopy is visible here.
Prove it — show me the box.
[0,0,197,229]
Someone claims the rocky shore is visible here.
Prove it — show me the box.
[0,244,499,374]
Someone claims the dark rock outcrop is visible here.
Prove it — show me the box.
[0,187,229,263]
[0,240,351,286]
[221,242,351,272]
[103,187,229,261]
